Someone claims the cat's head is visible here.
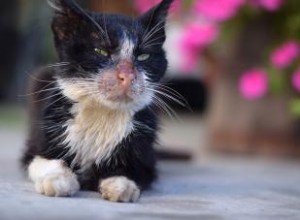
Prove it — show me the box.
[50,0,173,112]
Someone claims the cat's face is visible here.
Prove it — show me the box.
[51,0,173,111]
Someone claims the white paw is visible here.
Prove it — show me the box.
[99,176,140,202]
[28,157,80,197]
[35,172,80,197]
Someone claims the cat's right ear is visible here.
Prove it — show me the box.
[138,0,174,45]
[50,0,88,41]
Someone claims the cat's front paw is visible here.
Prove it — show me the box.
[35,172,80,197]
[28,157,80,197]
[99,176,140,202]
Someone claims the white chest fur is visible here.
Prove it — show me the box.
[63,99,134,169]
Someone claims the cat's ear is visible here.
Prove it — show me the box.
[138,0,174,42]
[50,0,90,41]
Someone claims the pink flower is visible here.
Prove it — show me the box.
[133,0,181,14]
[179,23,219,72]
[239,69,268,100]
[250,0,283,11]
[292,68,300,93]
[270,41,300,69]
[180,23,219,48]
[194,0,245,22]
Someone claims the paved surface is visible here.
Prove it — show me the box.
[0,115,300,220]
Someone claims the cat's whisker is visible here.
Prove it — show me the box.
[28,74,56,84]
[142,21,171,48]
[44,95,67,109]
[101,0,111,47]
[146,88,186,108]
[46,62,71,68]
[141,9,157,42]
[143,43,164,49]
[47,0,63,12]
[33,90,63,103]
[148,83,185,99]
[133,120,155,133]
[142,20,165,44]
[18,78,57,98]
[19,87,61,97]
[151,94,180,121]
[142,35,166,48]
[152,98,177,121]
[149,83,192,111]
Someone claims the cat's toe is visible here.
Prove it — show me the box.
[99,176,140,203]
[35,172,79,197]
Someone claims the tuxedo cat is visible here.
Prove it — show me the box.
[21,0,174,202]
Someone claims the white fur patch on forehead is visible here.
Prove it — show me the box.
[120,32,135,59]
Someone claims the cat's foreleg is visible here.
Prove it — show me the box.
[99,176,140,202]
[28,156,80,197]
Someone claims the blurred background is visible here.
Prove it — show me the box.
[1,0,300,161]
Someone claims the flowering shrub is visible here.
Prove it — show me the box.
[179,23,219,72]
[250,0,283,11]
[194,0,245,22]
[133,0,300,116]
[239,69,268,100]
[270,41,300,70]
[292,68,300,93]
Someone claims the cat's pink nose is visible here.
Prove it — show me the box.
[118,72,135,89]
[117,60,135,90]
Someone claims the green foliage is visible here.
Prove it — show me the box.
[268,68,286,95]
[221,0,300,44]
[290,99,300,117]
[219,0,300,117]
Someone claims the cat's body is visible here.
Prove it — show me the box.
[21,0,174,202]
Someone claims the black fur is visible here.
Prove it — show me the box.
[22,0,173,192]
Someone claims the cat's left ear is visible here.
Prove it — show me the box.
[50,0,91,41]
[138,0,174,43]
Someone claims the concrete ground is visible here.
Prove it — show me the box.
[0,107,300,220]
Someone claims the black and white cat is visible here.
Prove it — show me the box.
[21,0,174,202]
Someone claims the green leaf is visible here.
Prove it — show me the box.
[268,67,291,95]
[290,99,300,117]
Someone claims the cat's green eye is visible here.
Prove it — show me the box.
[137,54,150,61]
[94,48,109,57]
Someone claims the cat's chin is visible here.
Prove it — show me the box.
[94,92,153,113]
[96,97,148,113]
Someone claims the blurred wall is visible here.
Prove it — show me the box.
[88,0,135,15]
[0,0,20,102]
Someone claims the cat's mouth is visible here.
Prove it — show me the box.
[97,67,145,104]
[99,77,144,103]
